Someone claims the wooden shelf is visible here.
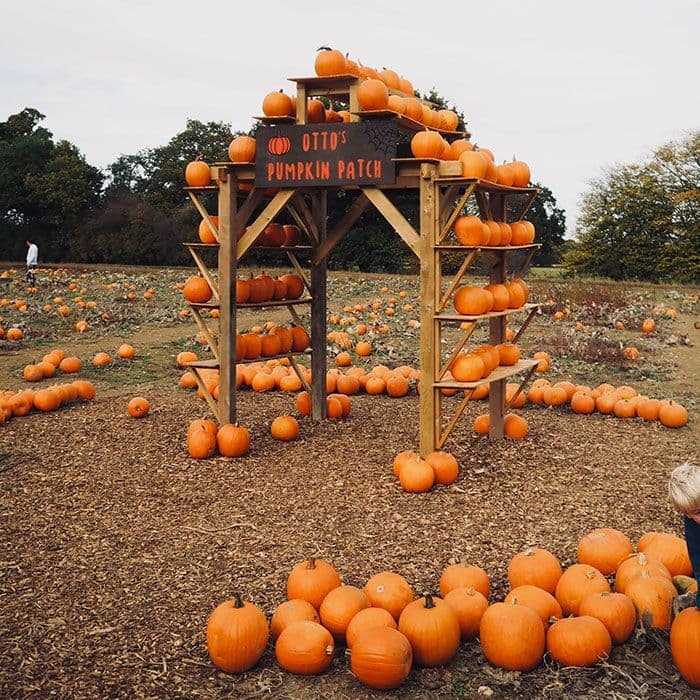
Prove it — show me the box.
[352,110,467,138]
[187,302,219,310]
[183,242,312,252]
[239,297,312,309]
[434,359,539,390]
[435,244,541,252]
[436,303,541,323]
[253,115,296,124]
[433,177,539,194]
[184,185,218,192]
[187,298,312,311]
[187,349,312,371]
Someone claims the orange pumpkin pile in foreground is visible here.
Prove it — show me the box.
[205,528,699,690]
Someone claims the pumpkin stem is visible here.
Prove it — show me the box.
[423,593,436,609]
[232,592,244,608]
[317,46,332,52]
[306,558,317,570]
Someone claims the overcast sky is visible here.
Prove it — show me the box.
[2,0,698,236]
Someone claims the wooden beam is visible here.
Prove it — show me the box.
[362,187,421,258]
[475,190,491,220]
[438,322,477,380]
[512,305,540,344]
[310,190,327,421]
[437,250,478,312]
[418,163,440,456]
[288,355,312,394]
[188,246,219,304]
[236,189,295,260]
[438,182,477,243]
[188,366,221,422]
[439,184,460,228]
[290,192,320,245]
[488,251,506,439]
[217,169,237,425]
[188,191,219,244]
[189,307,219,362]
[285,250,312,294]
[438,389,475,449]
[505,363,538,409]
[312,192,370,265]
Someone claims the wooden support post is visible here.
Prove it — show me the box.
[419,163,439,457]
[310,190,327,421]
[488,193,506,439]
[218,168,237,425]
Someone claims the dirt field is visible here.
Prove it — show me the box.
[1,265,698,699]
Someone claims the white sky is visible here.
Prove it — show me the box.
[2,0,698,237]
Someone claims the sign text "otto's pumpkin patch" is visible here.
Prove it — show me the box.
[255,120,397,187]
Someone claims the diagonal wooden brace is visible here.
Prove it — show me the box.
[362,187,420,258]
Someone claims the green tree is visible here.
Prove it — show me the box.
[564,132,700,282]
[521,184,567,266]
[0,108,103,261]
[107,119,234,212]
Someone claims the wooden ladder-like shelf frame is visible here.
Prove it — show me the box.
[180,74,542,453]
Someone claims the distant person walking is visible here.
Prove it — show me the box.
[26,240,38,286]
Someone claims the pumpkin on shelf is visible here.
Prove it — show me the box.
[262,89,293,117]
[314,46,347,76]
[357,78,389,111]
[183,276,213,304]
[228,135,256,163]
[185,157,210,187]
[410,130,444,160]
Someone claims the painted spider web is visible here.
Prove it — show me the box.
[359,120,397,157]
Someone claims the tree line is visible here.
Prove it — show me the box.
[15,103,684,277]
[563,131,699,283]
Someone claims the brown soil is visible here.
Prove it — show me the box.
[1,270,699,699]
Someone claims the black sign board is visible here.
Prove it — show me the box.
[255,119,397,188]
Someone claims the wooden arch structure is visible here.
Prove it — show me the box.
[183,75,541,456]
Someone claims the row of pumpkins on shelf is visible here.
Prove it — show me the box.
[196,217,304,248]
[186,134,532,189]
[453,276,530,316]
[260,84,459,132]
[258,45,460,132]
[197,212,534,249]
[181,273,306,305]
[206,529,699,690]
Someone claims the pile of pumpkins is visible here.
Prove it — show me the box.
[0,378,95,424]
[206,527,699,690]
[451,215,536,247]
[525,378,689,429]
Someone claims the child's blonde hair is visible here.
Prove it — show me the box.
[668,462,700,515]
